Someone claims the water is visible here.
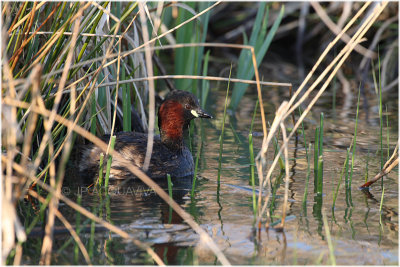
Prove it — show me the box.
[23,70,398,265]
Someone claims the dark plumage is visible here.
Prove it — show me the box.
[78,90,212,181]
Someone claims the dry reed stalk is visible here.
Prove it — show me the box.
[257,101,290,221]
[278,118,290,229]
[139,2,156,172]
[70,75,291,96]
[12,243,23,265]
[106,38,122,155]
[311,2,376,58]
[359,15,398,71]
[2,97,231,266]
[39,6,84,264]
[1,24,27,265]
[0,41,289,101]
[254,1,388,227]
[15,31,123,38]
[8,1,47,32]
[32,42,278,84]
[360,142,399,188]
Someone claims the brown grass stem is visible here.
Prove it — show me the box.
[139,3,156,172]
[360,143,399,188]
[278,121,290,229]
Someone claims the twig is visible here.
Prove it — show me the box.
[360,143,399,188]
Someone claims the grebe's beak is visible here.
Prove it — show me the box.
[191,108,213,119]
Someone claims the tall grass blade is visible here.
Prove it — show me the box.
[74,195,82,264]
[379,186,385,227]
[249,133,257,218]
[249,100,258,219]
[365,149,369,183]
[167,174,173,224]
[332,146,352,208]
[98,153,104,186]
[201,50,211,109]
[385,105,389,160]
[230,4,285,110]
[104,136,116,191]
[322,210,336,265]
[217,65,232,184]
[349,88,361,187]
[314,127,320,192]
[317,155,323,195]
[122,65,131,132]
[378,53,383,170]
[191,141,202,198]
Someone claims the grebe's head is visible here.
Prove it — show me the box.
[158,90,212,148]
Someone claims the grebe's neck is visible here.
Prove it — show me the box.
[158,100,186,151]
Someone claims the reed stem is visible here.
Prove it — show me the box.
[104,136,116,191]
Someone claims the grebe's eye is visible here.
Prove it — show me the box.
[185,104,191,110]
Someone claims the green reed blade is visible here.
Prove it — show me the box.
[378,52,383,170]
[365,149,369,183]
[379,186,385,227]
[303,143,312,205]
[269,172,284,218]
[167,173,173,199]
[74,194,82,263]
[229,121,242,144]
[90,93,97,134]
[201,50,211,109]
[250,99,259,133]
[319,113,324,156]
[104,136,116,191]
[249,133,257,218]
[298,107,311,205]
[332,144,352,208]
[230,4,284,110]
[349,88,361,187]
[167,174,173,224]
[191,141,202,198]
[385,105,389,160]
[317,155,323,196]
[217,64,232,184]
[122,65,131,132]
[76,2,109,63]
[273,134,285,171]
[249,99,258,218]
[98,153,104,186]
[88,210,96,258]
[322,210,336,265]
[314,127,319,191]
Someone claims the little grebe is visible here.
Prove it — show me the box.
[79,90,212,180]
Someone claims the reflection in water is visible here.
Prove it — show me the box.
[43,78,397,265]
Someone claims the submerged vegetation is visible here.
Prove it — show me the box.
[2,2,398,265]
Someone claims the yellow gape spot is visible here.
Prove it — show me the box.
[191,110,199,117]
